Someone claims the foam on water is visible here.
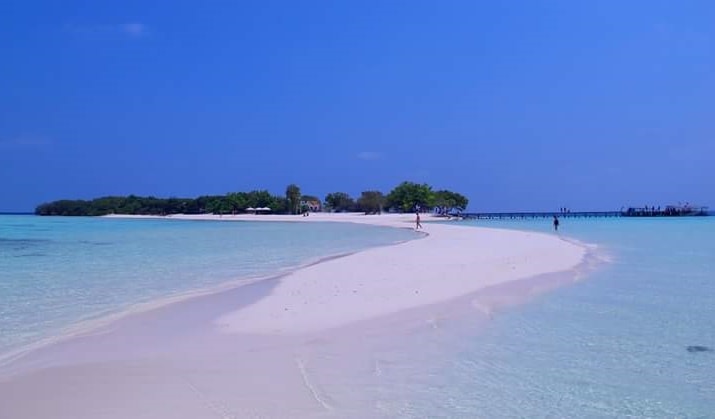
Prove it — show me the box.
[0,215,417,358]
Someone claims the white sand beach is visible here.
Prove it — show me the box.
[0,213,588,418]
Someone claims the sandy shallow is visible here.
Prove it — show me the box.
[0,213,590,418]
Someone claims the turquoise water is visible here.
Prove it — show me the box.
[0,215,416,357]
[3,215,714,417]
[389,217,715,418]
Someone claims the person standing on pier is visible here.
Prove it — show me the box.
[553,215,560,231]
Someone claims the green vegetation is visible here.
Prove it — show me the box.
[35,182,469,216]
[385,182,468,214]
[323,183,468,215]
[357,191,386,215]
[433,190,469,212]
[35,191,288,216]
[323,192,355,212]
[285,184,301,214]
[386,182,435,213]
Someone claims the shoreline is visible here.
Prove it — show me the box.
[0,213,595,418]
[0,219,426,372]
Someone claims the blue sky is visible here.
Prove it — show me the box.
[1,1,713,212]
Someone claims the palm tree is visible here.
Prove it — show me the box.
[285,184,301,214]
[226,192,248,215]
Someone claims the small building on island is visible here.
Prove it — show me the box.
[300,196,322,212]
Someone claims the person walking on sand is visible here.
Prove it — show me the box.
[415,211,423,230]
[553,215,560,231]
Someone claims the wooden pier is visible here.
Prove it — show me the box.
[457,211,621,220]
[455,206,709,220]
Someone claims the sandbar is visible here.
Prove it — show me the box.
[0,213,589,418]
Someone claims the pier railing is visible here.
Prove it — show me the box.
[453,209,708,220]
[457,211,621,220]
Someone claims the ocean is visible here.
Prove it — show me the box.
[0,215,416,360]
[2,215,714,417]
[373,217,715,418]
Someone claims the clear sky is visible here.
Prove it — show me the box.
[1,1,713,212]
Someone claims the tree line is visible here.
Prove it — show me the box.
[326,182,468,215]
[35,181,468,216]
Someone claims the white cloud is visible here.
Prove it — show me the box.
[0,135,53,150]
[64,23,147,38]
[356,151,384,161]
[120,23,146,37]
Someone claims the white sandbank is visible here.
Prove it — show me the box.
[0,213,589,418]
[104,212,585,334]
